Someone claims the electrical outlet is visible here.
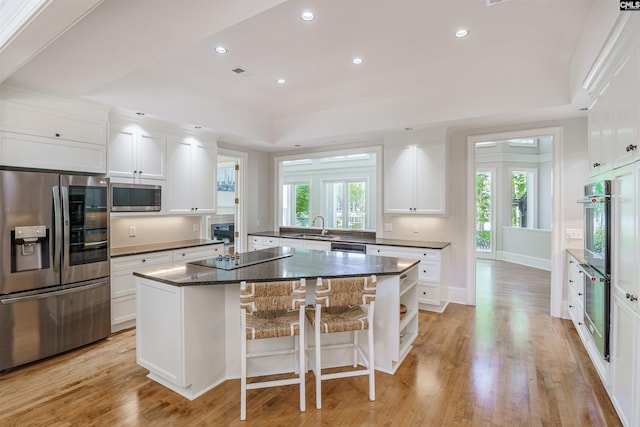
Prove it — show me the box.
[413,224,419,233]
[193,223,200,232]
[129,226,136,237]
[384,223,393,232]
[256,219,261,227]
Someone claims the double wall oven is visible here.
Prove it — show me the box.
[578,180,611,361]
[0,170,110,371]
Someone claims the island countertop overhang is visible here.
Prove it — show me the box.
[133,247,420,286]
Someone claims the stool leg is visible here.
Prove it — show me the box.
[240,315,247,420]
[353,331,359,367]
[299,307,306,412]
[368,313,375,401]
[315,305,322,409]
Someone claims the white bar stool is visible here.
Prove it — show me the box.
[306,275,377,409]
[240,279,306,420]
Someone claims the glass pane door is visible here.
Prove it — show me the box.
[475,170,493,252]
[68,185,108,265]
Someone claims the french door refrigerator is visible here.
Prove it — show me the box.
[0,170,110,371]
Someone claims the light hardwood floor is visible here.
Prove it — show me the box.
[0,261,621,426]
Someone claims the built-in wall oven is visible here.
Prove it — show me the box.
[577,180,611,361]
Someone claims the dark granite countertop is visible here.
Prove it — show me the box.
[250,230,450,250]
[111,239,223,258]
[134,247,420,286]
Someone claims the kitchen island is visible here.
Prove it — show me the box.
[134,247,420,400]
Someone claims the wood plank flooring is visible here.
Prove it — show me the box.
[0,261,621,426]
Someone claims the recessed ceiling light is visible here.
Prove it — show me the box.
[404,127,413,131]
[215,46,228,54]
[136,112,145,116]
[276,78,286,84]
[455,29,469,38]
[294,144,302,147]
[194,125,202,129]
[300,11,315,21]
[352,57,363,65]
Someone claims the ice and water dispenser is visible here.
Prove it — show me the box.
[12,225,49,272]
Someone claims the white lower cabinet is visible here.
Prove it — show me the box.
[110,243,223,332]
[248,235,280,251]
[566,252,586,342]
[610,295,639,427]
[367,244,447,312]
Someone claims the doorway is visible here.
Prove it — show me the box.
[467,127,564,317]
[209,148,247,253]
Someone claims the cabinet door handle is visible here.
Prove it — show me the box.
[593,162,601,168]
[626,144,637,152]
[626,293,638,302]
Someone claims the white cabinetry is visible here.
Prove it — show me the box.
[0,90,107,173]
[110,243,223,332]
[108,126,166,181]
[612,164,640,312]
[248,235,280,251]
[384,141,446,215]
[566,253,586,342]
[167,136,217,214]
[111,251,172,332]
[589,48,640,177]
[367,244,447,312]
[610,295,639,427]
[171,244,222,263]
[137,277,226,400]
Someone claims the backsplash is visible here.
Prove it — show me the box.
[110,216,202,248]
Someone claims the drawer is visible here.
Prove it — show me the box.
[111,251,172,273]
[418,283,440,306]
[367,244,441,262]
[249,235,264,245]
[172,244,222,262]
[263,237,280,247]
[418,260,441,283]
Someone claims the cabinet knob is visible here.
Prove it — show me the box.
[569,305,573,308]
[133,170,138,175]
[578,322,583,326]
[139,171,142,175]
[593,162,601,168]
[569,280,573,283]
[142,259,146,263]
[55,133,61,137]
[578,293,583,296]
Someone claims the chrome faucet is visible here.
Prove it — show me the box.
[312,215,328,235]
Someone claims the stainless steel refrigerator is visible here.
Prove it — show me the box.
[0,170,110,371]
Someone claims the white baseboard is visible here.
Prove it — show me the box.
[497,251,551,271]
[447,286,468,305]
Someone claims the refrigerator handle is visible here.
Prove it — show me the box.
[52,185,62,274]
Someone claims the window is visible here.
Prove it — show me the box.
[511,170,536,228]
[282,182,310,226]
[277,148,378,232]
[324,179,368,230]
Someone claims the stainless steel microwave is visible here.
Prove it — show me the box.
[110,183,161,212]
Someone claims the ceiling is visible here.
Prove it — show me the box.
[0,0,613,150]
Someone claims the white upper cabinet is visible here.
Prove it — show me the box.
[0,88,108,173]
[589,47,640,176]
[612,51,640,169]
[108,126,166,181]
[166,136,217,214]
[384,139,446,215]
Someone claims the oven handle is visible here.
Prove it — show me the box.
[580,264,607,282]
[577,196,609,204]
